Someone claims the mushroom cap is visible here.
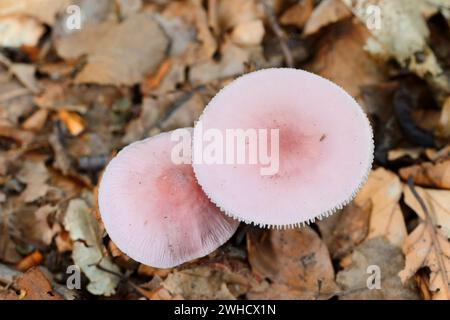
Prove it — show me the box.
[98,130,239,268]
[193,68,374,228]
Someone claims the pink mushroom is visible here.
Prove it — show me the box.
[192,68,374,228]
[98,129,239,268]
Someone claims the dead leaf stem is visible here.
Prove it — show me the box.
[407,175,450,298]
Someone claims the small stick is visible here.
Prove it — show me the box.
[259,0,294,67]
[407,175,450,298]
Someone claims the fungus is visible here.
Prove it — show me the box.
[98,130,239,268]
[192,68,374,228]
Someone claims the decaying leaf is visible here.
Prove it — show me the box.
[8,267,62,300]
[280,0,314,30]
[246,227,338,299]
[437,97,450,137]
[404,185,450,239]
[306,18,385,102]
[16,160,50,203]
[303,0,351,36]
[9,64,41,94]
[343,0,450,94]
[162,260,262,300]
[56,12,169,86]
[317,200,372,259]
[399,222,450,300]
[353,168,407,247]
[400,160,450,190]
[337,237,419,299]
[64,198,121,296]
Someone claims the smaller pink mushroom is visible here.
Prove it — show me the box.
[98,130,239,268]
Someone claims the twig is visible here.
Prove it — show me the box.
[259,0,294,67]
[406,175,450,298]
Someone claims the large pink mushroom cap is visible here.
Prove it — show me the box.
[193,68,374,228]
[98,130,239,268]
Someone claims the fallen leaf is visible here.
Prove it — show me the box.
[337,237,419,299]
[306,18,385,102]
[387,148,422,162]
[9,63,41,94]
[56,12,169,86]
[303,0,351,36]
[343,0,450,94]
[403,185,450,238]
[12,268,62,300]
[0,16,45,47]
[399,222,450,300]
[400,160,450,190]
[16,160,50,203]
[280,0,314,29]
[22,109,49,131]
[437,97,450,138]
[189,38,250,85]
[317,200,371,259]
[354,168,407,247]
[64,198,121,296]
[246,227,338,299]
[231,19,265,47]
[217,0,259,31]
[162,260,261,300]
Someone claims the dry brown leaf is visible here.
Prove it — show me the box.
[56,12,169,86]
[189,38,251,85]
[400,160,450,190]
[217,0,259,31]
[317,200,371,259]
[354,168,407,247]
[246,227,338,299]
[303,0,351,36]
[387,148,422,162]
[162,260,260,300]
[16,160,50,203]
[161,0,216,62]
[306,18,385,102]
[280,0,314,29]
[343,0,450,94]
[399,222,450,300]
[337,237,419,300]
[437,97,450,138]
[12,268,62,300]
[9,64,41,94]
[403,185,450,238]
[231,19,265,47]
[22,109,49,131]
[64,198,121,296]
